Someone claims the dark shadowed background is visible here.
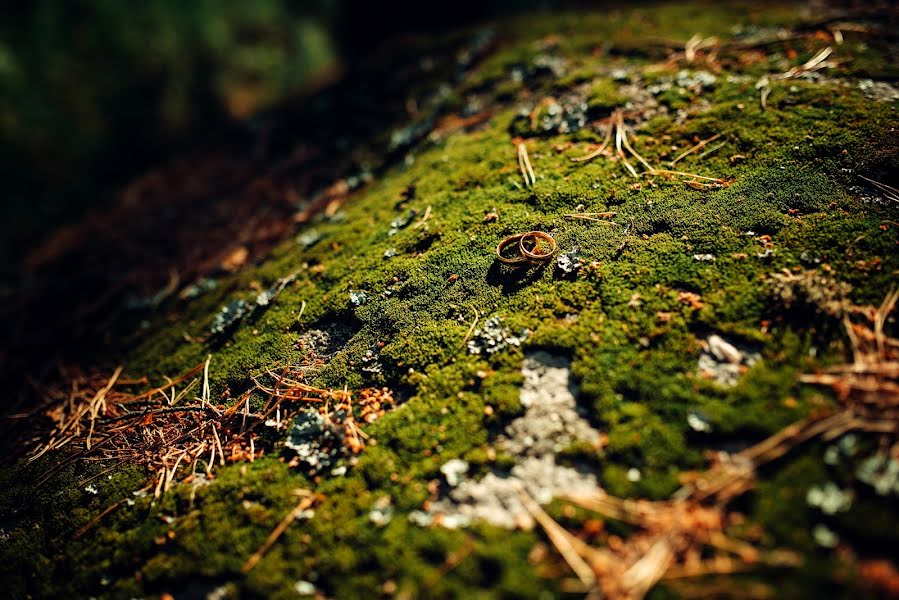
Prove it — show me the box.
[0,0,595,280]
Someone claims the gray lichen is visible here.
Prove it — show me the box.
[466,316,528,355]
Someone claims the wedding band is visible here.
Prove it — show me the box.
[519,231,556,262]
[496,233,528,264]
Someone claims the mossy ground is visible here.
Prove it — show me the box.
[2,2,897,598]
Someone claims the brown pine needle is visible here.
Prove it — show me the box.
[564,214,618,225]
[73,498,127,540]
[242,492,318,573]
[518,142,536,187]
[459,307,480,350]
[86,366,123,450]
[25,351,394,497]
[669,133,722,166]
[617,112,654,173]
[516,486,596,588]
[526,289,899,600]
[646,169,726,184]
[571,122,613,163]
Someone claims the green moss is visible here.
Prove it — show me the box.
[586,78,627,113]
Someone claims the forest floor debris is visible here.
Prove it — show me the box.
[526,289,899,599]
[27,356,394,493]
[570,108,728,189]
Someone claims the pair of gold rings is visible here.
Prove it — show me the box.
[496,231,557,265]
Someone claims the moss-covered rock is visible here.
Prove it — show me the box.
[2,2,897,598]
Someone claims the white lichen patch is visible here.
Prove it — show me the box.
[422,351,603,529]
[806,483,853,515]
[858,79,899,102]
[697,334,760,387]
[466,316,528,355]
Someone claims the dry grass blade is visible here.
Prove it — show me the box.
[201,354,212,409]
[614,110,641,178]
[684,34,717,63]
[663,549,801,581]
[760,85,771,110]
[459,306,480,350]
[617,111,654,173]
[412,205,432,229]
[697,139,727,160]
[646,169,725,183]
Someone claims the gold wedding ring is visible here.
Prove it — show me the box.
[519,231,556,262]
[496,233,528,264]
[495,231,556,266]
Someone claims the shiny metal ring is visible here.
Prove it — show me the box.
[496,233,528,264]
[519,231,556,262]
